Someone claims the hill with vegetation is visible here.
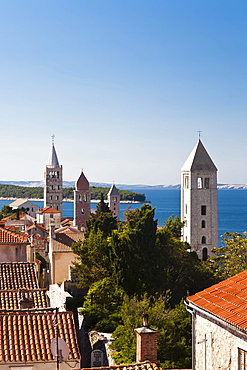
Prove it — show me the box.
[0,184,146,202]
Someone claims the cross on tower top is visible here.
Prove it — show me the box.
[51,134,55,145]
[197,130,202,139]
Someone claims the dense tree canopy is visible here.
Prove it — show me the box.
[72,203,218,368]
[209,232,247,280]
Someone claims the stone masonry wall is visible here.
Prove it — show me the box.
[194,311,247,370]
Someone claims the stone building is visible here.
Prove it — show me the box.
[107,184,120,221]
[73,170,91,230]
[186,269,247,370]
[181,139,218,260]
[44,138,63,213]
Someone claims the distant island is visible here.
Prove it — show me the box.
[0,183,146,202]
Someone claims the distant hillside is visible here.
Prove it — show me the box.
[0,181,246,190]
[0,183,146,202]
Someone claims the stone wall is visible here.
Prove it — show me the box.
[194,310,247,370]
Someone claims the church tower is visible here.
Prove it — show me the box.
[44,137,63,213]
[73,170,91,229]
[107,184,120,221]
[181,140,218,260]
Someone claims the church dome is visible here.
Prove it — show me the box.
[75,171,89,190]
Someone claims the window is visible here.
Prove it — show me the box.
[204,178,210,188]
[201,205,206,215]
[81,208,84,214]
[239,348,247,369]
[50,196,52,200]
[83,193,87,202]
[201,236,206,244]
[197,177,203,188]
[56,196,59,200]
[185,204,188,214]
[201,220,206,228]
[184,175,189,189]
[202,247,208,261]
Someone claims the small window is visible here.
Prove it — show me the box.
[184,175,189,189]
[83,193,87,202]
[185,204,188,214]
[197,177,203,188]
[202,247,208,261]
[201,220,206,228]
[50,196,52,200]
[56,196,59,200]
[204,178,210,188]
[202,236,206,244]
[239,348,247,369]
[201,205,206,215]
[57,185,60,190]
[81,208,84,214]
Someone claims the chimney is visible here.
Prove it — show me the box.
[134,314,159,363]
[19,288,34,309]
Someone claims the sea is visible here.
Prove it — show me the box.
[1,189,247,246]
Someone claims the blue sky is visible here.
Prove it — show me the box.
[0,0,247,185]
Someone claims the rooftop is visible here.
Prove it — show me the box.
[187,270,247,330]
[0,310,80,363]
[0,262,39,290]
[0,289,48,310]
[0,227,29,244]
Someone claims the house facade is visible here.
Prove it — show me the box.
[186,270,247,369]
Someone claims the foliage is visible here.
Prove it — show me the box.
[81,277,124,332]
[109,204,158,296]
[163,214,184,238]
[111,293,192,368]
[0,183,145,201]
[0,205,26,220]
[85,193,118,237]
[159,299,192,369]
[71,196,118,287]
[209,232,247,280]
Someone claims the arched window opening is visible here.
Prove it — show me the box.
[201,236,206,244]
[201,220,206,228]
[202,247,208,261]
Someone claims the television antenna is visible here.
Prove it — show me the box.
[51,308,70,369]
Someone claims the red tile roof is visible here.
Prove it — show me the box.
[36,207,61,214]
[0,262,39,290]
[187,270,247,330]
[81,361,163,370]
[0,227,29,243]
[0,310,80,363]
[0,289,48,310]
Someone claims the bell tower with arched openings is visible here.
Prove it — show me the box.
[44,136,63,213]
[73,170,91,230]
[181,139,218,260]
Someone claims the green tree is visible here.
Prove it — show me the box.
[71,195,118,287]
[109,204,158,296]
[163,214,184,238]
[209,232,247,280]
[81,277,124,332]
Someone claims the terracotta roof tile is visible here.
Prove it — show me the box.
[80,361,166,370]
[187,270,247,330]
[0,289,48,310]
[0,262,39,290]
[36,207,61,214]
[0,310,80,363]
[0,227,29,243]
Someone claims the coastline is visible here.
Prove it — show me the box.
[0,197,145,204]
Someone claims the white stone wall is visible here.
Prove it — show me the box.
[194,311,247,370]
[181,169,218,258]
